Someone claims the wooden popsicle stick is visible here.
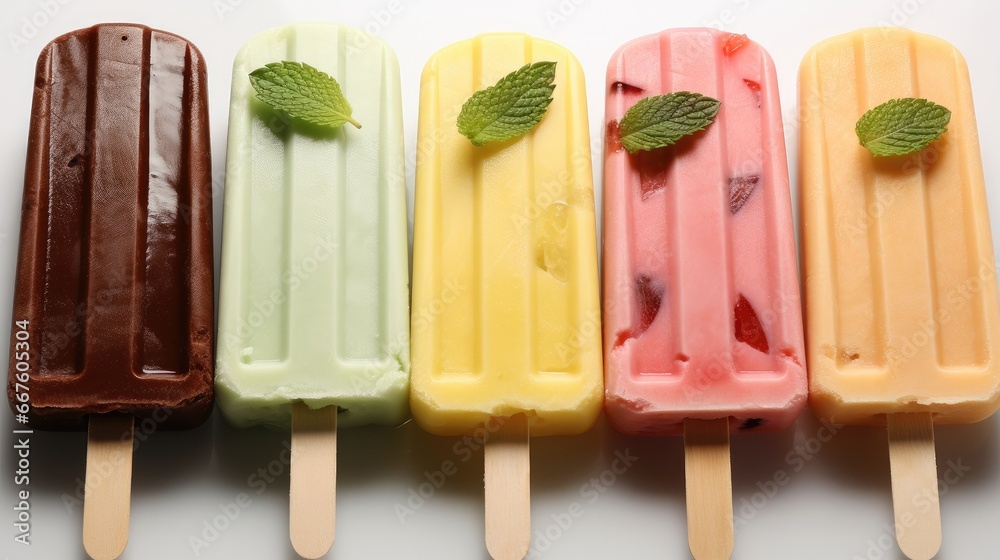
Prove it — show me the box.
[887,412,941,560]
[485,413,530,560]
[684,417,734,560]
[83,414,134,560]
[290,403,338,559]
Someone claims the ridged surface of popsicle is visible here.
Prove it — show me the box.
[603,29,806,436]
[215,23,410,428]
[410,34,602,436]
[800,28,1000,425]
[6,24,215,430]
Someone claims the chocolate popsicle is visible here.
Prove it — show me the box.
[6,23,214,559]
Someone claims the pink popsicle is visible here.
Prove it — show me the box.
[603,28,806,437]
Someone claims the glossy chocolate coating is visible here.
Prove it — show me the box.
[7,24,214,430]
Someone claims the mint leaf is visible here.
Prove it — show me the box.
[619,92,720,153]
[856,98,950,157]
[457,61,556,146]
[249,61,361,129]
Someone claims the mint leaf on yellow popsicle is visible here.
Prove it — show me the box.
[457,61,557,146]
[249,61,361,129]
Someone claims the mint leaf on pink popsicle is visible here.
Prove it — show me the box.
[618,91,720,154]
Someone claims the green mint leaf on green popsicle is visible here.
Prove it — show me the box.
[457,61,557,146]
[249,61,361,129]
[618,92,721,154]
[856,98,950,157]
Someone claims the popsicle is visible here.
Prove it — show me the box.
[6,24,214,559]
[800,28,1000,559]
[215,23,409,558]
[410,34,602,559]
[603,28,805,559]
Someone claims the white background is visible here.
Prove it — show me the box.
[1,0,998,559]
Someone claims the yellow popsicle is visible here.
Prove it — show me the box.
[410,33,602,437]
[801,28,1000,426]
